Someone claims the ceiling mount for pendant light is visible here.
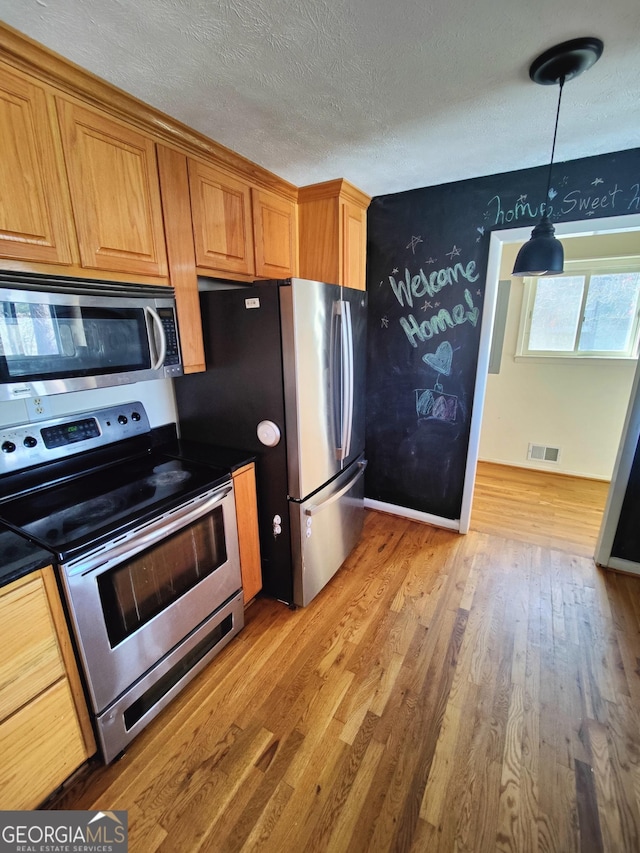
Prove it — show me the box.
[511,37,604,277]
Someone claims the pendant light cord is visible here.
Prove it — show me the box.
[544,75,565,209]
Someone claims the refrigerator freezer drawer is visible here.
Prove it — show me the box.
[290,454,367,606]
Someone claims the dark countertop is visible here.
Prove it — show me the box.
[0,524,52,588]
[0,435,255,589]
[165,437,257,473]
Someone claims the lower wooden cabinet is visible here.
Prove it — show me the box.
[0,567,95,809]
[232,463,262,604]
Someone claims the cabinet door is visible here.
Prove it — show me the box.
[341,200,367,291]
[232,464,262,603]
[0,65,77,265]
[188,160,255,275]
[56,98,168,277]
[252,188,297,278]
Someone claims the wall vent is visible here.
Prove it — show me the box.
[528,443,560,463]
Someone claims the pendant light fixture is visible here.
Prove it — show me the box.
[512,37,604,277]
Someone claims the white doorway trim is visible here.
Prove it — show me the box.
[459,212,640,534]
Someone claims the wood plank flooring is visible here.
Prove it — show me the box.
[45,464,640,852]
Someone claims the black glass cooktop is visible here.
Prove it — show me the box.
[0,451,229,563]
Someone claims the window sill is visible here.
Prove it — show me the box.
[514,355,638,365]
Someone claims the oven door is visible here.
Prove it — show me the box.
[59,481,241,715]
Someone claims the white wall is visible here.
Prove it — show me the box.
[0,378,177,431]
[479,238,638,481]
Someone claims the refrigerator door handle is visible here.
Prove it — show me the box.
[334,299,354,462]
[304,459,367,517]
[331,300,342,459]
[341,298,355,461]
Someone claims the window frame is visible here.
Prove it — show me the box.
[516,256,640,361]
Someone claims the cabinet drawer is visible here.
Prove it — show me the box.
[0,678,88,809]
[0,574,64,720]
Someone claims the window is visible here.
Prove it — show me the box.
[517,258,640,359]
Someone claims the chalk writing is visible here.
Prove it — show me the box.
[560,185,622,216]
[629,184,640,211]
[389,262,479,309]
[486,193,550,226]
[399,289,479,348]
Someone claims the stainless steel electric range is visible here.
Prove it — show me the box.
[0,402,244,762]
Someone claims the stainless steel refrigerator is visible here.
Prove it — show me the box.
[174,277,368,606]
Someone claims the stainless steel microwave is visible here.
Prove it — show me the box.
[0,273,183,401]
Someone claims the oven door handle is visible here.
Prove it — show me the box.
[65,485,233,576]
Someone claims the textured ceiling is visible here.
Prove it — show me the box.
[1,0,639,197]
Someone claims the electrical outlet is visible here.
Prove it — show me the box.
[25,396,51,421]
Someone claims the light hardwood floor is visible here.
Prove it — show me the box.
[47,463,640,852]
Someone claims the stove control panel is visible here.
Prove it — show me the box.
[0,403,151,475]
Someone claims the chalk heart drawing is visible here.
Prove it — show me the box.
[422,341,453,376]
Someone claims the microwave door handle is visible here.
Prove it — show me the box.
[145,306,167,370]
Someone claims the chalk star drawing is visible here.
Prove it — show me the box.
[406,236,423,254]
[477,226,485,236]
[477,290,482,296]
[586,210,596,216]
[560,175,569,187]
[446,245,461,260]
[425,257,437,265]
[392,267,399,274]
[517,194,527,204]
[592,177,604,186]
[435,301,441,307]
[421,300,433,311]
[381,316,389,328]
[548,187,558,200]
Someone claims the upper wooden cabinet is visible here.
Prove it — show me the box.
[56,98,168,277]
[251,188,297,279]
[188,160,297,280]
[0,64,78,266]
[188,159,255,276]
[298,179,370,290]
[157,145,205,374]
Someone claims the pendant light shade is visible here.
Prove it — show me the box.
[511,37,603,278]
[512,214,564,276]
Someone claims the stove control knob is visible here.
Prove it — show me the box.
[118,415,128,425]
[131,411,141,422]
[23,435,38,448]
[1,440,16,453]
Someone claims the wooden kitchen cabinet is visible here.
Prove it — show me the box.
[0,568,96,809]
[188,159,255,276]
[232,464,262,604]
[157,144,206,373]
[55,98,168,277]
[0,63,78,266]
[188,160,297,281]
[298,178,370,290]
[251,187,297,279]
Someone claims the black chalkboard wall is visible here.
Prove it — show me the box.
[365,147,640,520]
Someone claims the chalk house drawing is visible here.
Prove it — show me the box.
[415,340,458,423]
